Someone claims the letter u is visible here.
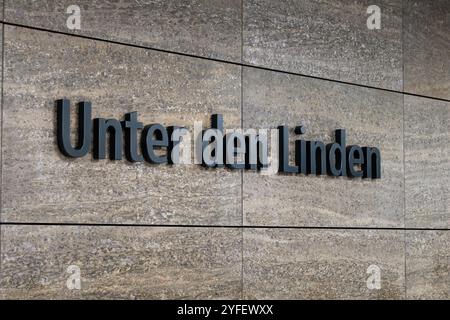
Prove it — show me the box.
[57,99,92,158]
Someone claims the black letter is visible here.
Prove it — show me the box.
[346,145,364,178]
[245,133,268,170]
[278,126,298,173]
[307,140,326,175]
[211,114,224,134]
[123,112,143,162]
[326,129,346,177]
[56,99,92,158]
[294,126,307,174]
[202,114,224,168]
[224,131,246,170]
[142,124,169,164]
[362,147,381,179]
[93,118,123,160]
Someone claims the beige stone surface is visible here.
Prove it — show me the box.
[404,0,450,100]
[243,0,403,90]
[0,0,448,300]
[1,26,241,225]
[243,228,405,299]
[243,67,404,228]
[0,225,242,299]
[5,0,450,100]
[406,230,449,299]
[404,96,450,229]
[4,0,242,62]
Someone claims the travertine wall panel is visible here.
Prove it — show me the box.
[0,0,448,300]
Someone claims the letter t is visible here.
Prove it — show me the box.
[123,112,144,162]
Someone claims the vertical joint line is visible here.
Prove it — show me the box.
[401,0,407,299]
[240,0,244,300]
[0,20,5,279]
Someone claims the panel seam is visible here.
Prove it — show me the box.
[0,20,5,283]
[240,0,244,301]
[402,0,408,300]
[0,20,449,103]
[0,222,448,231]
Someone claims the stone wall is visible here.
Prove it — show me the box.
[0,0,448,299]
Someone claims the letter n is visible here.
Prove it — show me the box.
[362,147,381,179]
[93,118,123,160]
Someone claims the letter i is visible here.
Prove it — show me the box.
[295,125,307,174]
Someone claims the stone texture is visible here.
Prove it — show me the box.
[4,0,241,62]
[243,0,402,90]
[0,22,2,165]
[243,228,405,299]
[0,22,2,222]
[404,96,450,229]
[1,26,241,225]
[406,231,449,300]
[0,2,448,301]
[0,225,242,299]
[404,0,450,100]
[243,67,404,228]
